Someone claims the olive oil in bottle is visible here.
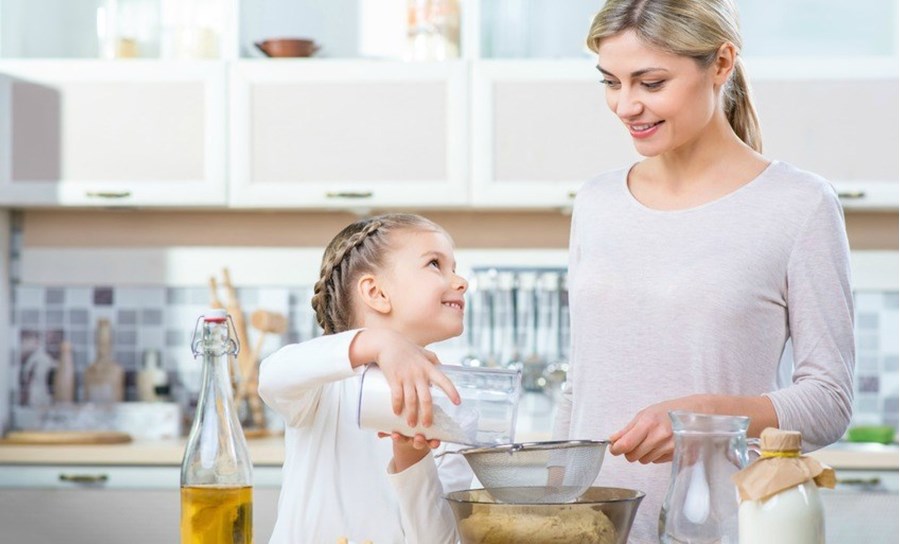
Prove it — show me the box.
[180,485,252,543]
[180,310,253,543]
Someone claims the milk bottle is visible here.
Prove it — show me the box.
[732,428,835,544]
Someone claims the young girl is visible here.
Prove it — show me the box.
[258,213,473,544]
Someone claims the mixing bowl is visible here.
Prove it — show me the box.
[444,487,644,544]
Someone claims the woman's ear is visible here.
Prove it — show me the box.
[357,273,392,315]
[712,41,737,85]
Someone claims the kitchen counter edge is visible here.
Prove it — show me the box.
[0,437,896,470]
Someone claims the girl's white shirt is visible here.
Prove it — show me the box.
[258,329,469,544]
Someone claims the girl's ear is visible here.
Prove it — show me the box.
[357,273,392,315]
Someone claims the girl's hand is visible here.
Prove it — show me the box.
[609,396,706,464]
[379,431,441,472]
[352,328,461,428]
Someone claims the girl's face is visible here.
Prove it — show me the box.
[597,30,721,157]
[380,229,468,346]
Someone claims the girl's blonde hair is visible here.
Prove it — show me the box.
[587,0,762,153]
[311,213,446,335]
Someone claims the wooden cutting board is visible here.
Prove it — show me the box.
[0,431,132,445]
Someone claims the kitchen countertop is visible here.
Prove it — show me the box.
[0,436,896,470]
[0,436,287,466]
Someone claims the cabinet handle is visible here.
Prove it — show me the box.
[837,191,866,200]
[837,477,882,487]
[568,191,577,199]
[59,473,109,484]
[85,191,132,199]
[326,191,373,199]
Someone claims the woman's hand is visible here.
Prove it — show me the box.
[379,431,441,472]
[350,328,461,428]
[609,395,707,464]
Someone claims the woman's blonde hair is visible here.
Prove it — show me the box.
[587,0,762,152]
[311,213,446,335]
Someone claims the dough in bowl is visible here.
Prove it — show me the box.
[457,503,616,544]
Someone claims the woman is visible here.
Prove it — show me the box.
[552,1,855,541]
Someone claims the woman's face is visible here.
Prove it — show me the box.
[379,229,468,346]
[597,30,721,157]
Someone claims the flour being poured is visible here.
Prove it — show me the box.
[428,405,478,445]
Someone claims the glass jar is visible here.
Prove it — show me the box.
[358,364,522,446]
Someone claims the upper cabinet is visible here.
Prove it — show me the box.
[0,60,227,207]
[470,60,639,208]
[0,0,896,210]
[228,60,468,209]
[734,0,899,211]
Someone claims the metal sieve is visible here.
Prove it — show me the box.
[453,439,610,504]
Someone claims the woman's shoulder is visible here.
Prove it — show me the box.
[761,161,838,201]
[576,165,632,199]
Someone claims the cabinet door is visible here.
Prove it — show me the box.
[0,60,227,207]
[749,64,899,211]
[470,60,641,209]
[0,487,280,544]
[229,60,468,209]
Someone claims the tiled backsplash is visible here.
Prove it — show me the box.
[7,281,899,435]
[852,290,900,430]
[10,285,311,412]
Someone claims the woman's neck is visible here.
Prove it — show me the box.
[654,114,754,186]
[629,114,768,210]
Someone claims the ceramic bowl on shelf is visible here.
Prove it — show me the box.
[254,38,320,58]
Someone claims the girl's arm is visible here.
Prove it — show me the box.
[349,329,461,428]
[259,328,461,429]
[388,442,472,544]
[258,330,363,427]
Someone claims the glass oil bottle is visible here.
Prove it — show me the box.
[181,309,253,543]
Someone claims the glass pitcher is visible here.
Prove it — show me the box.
[660,411,758,543]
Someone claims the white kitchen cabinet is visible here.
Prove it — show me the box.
[0,464,282,543]
[471,58,899,210]
[229,59,469,209]
[0,3,895,212]
[0,60,227,207]
[470,59,640,208]
[755,77,899,211]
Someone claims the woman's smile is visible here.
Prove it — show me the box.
[628,120,664,138]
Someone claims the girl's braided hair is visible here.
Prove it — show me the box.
[311,213,445,334]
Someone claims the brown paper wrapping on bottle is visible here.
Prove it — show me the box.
[732,427,836,501]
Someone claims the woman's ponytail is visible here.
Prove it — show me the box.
[725,57,763,153]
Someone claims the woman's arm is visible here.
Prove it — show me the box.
[762,187,854,450]
[611,185,854,462]
[609,394,778,463]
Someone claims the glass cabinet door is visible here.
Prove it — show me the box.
[0,0,228,60]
